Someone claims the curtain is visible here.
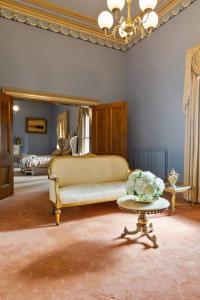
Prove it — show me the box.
[183,44,200,203]
[57,111,68,141]
[77,107,90,155]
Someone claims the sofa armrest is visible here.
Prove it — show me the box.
[48,174,58,181]
[48,177,58,204]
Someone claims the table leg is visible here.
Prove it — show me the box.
[191,185,195,207]
[171,192,176,214]
[119,213,158,248]
[120,224,140,238]
[149,223,153,233]
[143,225,158,248]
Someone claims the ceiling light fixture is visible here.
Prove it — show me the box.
[98,0,158,44]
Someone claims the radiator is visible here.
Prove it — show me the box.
[132,148,168,179]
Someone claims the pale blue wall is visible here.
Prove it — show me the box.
[127,0,200,178]
[13,100,78,154]
[1,2,200,173]
[13,100,55,154]
[0,18,127,102]
[0,16,126,155]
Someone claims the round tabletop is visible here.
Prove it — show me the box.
[117,195,170,214]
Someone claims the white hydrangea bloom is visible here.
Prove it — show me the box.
[141,171,155,183]
[126,170,165,202]
[155,177,165,191]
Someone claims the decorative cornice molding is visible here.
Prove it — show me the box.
[0,0,126,51]
[127,0,197,49]
[0,0,197,52]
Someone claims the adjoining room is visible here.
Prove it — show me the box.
[12,93,92,208]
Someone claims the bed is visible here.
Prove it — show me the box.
[19,136,78,175]
[20,154,52,175]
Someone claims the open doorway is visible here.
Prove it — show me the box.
[0,88,98,199]
[0,88,127,201]
[13,99,88,176]
[13,100,90,195]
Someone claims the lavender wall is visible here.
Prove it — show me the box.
[13,100,78,155]
[0,18,127,102]
[127,0,200,178]
[13,100,55,154]
[1,1,200,174]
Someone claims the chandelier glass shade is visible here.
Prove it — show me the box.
[98,0,159,43]
[142,11,158,30]
[107,0,125,11]
[98,11,114,29]
[139,0,157,11]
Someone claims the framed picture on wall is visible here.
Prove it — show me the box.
[26,118,47,134]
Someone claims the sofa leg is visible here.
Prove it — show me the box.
[55,209,61,226]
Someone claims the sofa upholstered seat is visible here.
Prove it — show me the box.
[58,182,127,204]
[48,155,130,225]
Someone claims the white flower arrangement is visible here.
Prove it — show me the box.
[126,170,165,202]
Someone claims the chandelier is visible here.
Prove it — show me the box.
[98,0,158,43]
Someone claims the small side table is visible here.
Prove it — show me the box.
[164,184,195,214]
[117,196,170,248]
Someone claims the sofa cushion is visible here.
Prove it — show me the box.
[58,182,127,204]
[49,155,129,188]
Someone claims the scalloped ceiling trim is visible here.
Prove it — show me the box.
[0,0,197,52]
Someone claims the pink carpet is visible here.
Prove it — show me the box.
[0,175,200,300]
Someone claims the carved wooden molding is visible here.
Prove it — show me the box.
[126,0,197,49]
[0,0,126,51]
[3,87,99,106]
[0,0,197,51]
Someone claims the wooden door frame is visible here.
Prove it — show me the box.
[2,87,98,195]
[4,86,98,154]
[0,91,14,199]
[3,87,99,106]
[4,88,98,147]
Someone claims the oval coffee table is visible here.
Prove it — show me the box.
[117,195,170,248]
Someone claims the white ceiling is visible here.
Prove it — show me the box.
[49,1,107,18]
[47,0,168,19]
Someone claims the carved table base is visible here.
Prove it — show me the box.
[164,184,195,214]
[119,212,158,248]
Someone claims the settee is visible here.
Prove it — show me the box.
[48,155,130,225]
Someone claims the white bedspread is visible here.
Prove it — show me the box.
[20,154,51,171]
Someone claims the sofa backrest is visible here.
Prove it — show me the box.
[49,155,130,187]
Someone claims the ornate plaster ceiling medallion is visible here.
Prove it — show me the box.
[0,0,197,51]
[98,0,159,43]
